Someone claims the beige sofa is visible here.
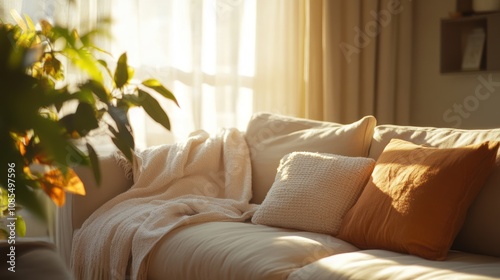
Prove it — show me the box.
[65,113,500,280]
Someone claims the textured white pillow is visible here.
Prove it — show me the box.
[251,152,375,235]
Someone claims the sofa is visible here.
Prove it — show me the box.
[63,112,500,280]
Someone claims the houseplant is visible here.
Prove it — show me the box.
[0,12,178,237]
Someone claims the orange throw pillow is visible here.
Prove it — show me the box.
[337,138,499,260]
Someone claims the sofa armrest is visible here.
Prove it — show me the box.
[71,154,133,231]
[56,153,133,266]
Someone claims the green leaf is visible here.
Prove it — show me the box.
[137,90,171,130]
[141,79,179,106]
[114,53,129,88]
[106,108,135,163]
[33,116,71,166]
[15,177,48,222]
[59,103,99,137]
[44,87,95,112]
[97,59,113,79]
[63,47,103,82]
[15,215,26,237]
[72,90,97,105]
[107,106,135,151]
[86,143,101,185]
[117,97,136,109]
[97,59,107,67]
[24,15,36,31]
[74,102,99,134]
[79,29,100,47]
[51,26,77,50]
[0,188,7,213]
[65,143,90,167]
[80,80,110,103]
[111,136,133,163]
[90,45,113,57]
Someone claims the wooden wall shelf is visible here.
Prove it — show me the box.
[440,13,500,74]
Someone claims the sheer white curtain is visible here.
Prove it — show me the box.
[253,1,305,117]
[106,0,257,148]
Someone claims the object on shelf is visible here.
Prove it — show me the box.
[462,28,486,70]
[440,12,500,73]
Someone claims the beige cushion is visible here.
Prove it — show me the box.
[369,125,500,258]
[288,249,500,280]
[252,152,375,235]
[147,221,358,280]
[245,113,377,204]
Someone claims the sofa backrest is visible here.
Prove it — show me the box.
[369,124,500,258]
[245,113,377,204]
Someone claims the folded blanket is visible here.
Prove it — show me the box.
[71,128,257,280]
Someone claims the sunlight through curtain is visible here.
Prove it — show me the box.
[108,0,256,148]
[6,0,413,147]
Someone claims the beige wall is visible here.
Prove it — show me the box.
[412,0,500,129]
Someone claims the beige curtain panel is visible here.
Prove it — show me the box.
[255,0,412,125]
[305,0,413,124]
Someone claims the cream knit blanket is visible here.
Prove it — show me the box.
[71,128,257,280]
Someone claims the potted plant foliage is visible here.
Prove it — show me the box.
[0,12,178,237]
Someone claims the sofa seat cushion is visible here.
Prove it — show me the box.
[288,249,500,280]
[147,221,358,280]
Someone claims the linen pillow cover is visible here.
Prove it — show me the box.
[252,152,375,235]
[369,124,500,258]
[337,138,499,260]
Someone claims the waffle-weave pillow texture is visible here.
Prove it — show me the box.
[251,152,375,235]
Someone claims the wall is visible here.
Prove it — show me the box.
[411,0,500,129]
